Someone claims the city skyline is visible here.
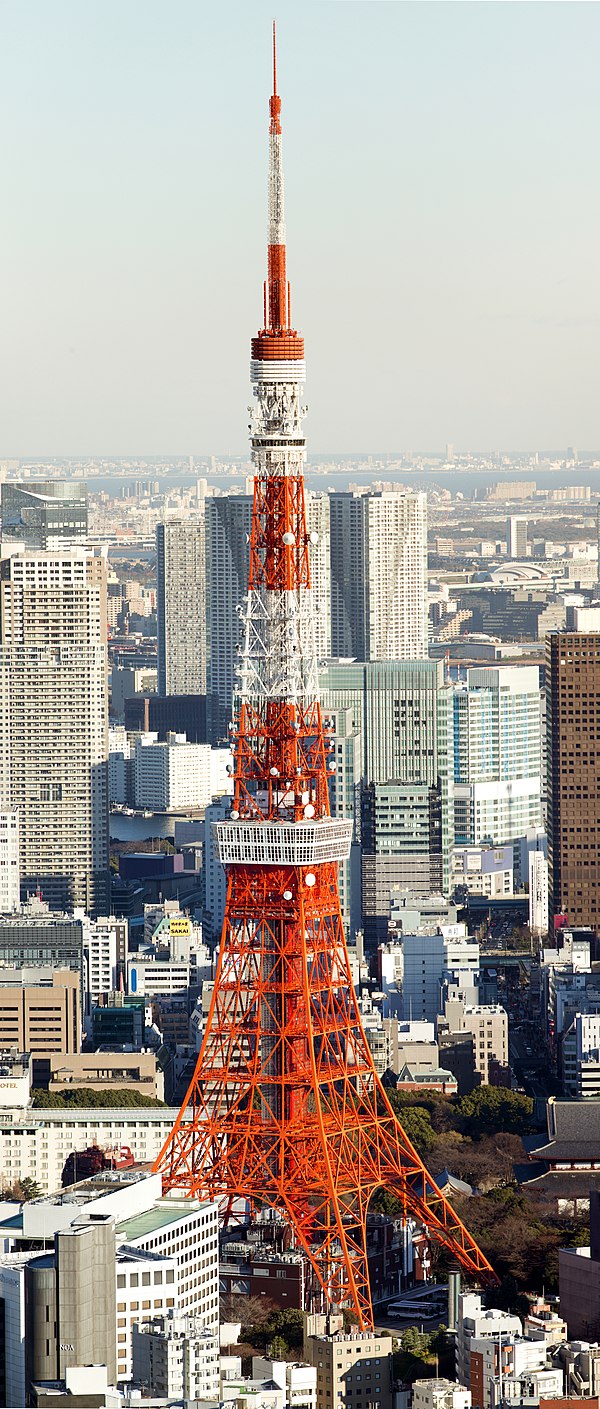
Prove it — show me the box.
[0,1,598,454]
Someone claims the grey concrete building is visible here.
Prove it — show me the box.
[26,1216,117,1389]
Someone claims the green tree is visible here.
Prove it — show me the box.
[1,1176,42,1202]
[31,1087,166,1110]
[267,1335,289,1361]
[393,1105,436,1156]
[267,1308,304,1349]
[457,1088,533,1137]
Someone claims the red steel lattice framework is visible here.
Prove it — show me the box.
[155,25,496,1326]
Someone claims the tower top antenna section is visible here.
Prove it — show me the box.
[270,19,281,132]
[251,21,305,373]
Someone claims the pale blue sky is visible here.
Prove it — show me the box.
[0,1,598,455]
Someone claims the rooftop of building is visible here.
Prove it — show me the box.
[0,1049,30,1075]
[117,1196,213,1241]
[27,1166,155,1209]
[0,1105,182,1128]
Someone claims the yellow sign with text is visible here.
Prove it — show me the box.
[169,916,191,937]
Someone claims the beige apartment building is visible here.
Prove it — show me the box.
[444,998,508,1084]
[0,967,79,1053]
[304,1315,394,1409]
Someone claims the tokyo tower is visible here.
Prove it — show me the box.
[155,25,496,1326]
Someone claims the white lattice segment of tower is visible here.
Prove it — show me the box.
[268,132,286,245]
[235,367,320,710]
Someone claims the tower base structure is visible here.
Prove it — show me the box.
[157,855,496,1327]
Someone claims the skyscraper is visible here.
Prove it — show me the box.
[330,489,428,661]
[205,495,253,716]
[156,518,206,695]
[319,659,455,939]
[506,516,528,559]
[547,631,600,931]
[0,548,110,914]
[452,666,542,851]
[0,480,88,550]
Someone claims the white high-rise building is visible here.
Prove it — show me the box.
[0,548,110,915]
[134,734,214,811]
[156,517,206,695]
[306,490,331,661]
[79,912,128,1010]
[330,489,428,661]
[453,666,542,849]
[0,810,20,912]
[529,849,549,938]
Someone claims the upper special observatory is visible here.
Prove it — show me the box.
[155,24,495,1326]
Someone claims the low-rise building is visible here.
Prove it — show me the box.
[252,1356,317,1409]
[456,1294,522,1388]
[41,1049,165,1102]
[443,1000,508,1085]
[412,1379,471,1409]
[0,1050,31,1108]
[452,846,514,899]
[562,1013,600,1099]
[303,1314,394,1409]
[132,1311,220,1400]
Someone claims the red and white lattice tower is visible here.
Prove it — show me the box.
[155,25,496,1326]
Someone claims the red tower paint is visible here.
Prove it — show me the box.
[155,25,496,1325]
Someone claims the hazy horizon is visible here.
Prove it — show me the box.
[0,1,599,455]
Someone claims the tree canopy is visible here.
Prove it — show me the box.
[32,1087,166,1109]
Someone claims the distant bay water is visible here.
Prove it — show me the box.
[86,465,600,501]
[110,812,177,842]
